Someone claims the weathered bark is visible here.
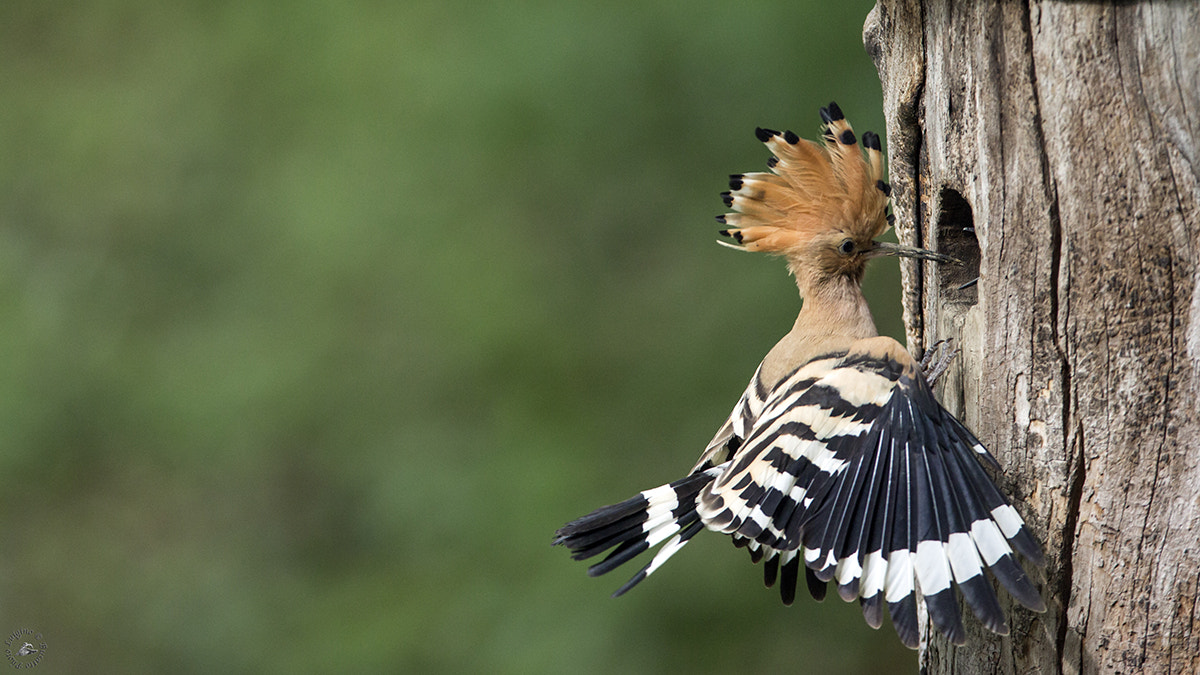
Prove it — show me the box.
[865,1,1200,673]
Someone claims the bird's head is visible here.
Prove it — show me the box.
[717,103,954,293]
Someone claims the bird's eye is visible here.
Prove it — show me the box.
[838,239,856,256]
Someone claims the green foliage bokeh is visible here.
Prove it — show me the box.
[0,1,916,672]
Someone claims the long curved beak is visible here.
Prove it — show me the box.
[870,241,960,264]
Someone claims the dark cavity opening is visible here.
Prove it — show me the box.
[936,188,980,305]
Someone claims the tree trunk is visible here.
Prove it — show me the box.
[864,1,1200,672]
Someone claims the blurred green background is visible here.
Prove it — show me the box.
[0,1,916,673]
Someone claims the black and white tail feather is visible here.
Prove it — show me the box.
[554,344,1045,648]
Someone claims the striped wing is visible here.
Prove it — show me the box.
[689,363,769,474]
[696,337,1045,647]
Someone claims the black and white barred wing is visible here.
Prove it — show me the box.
[689,363,768,474]
[696,338,1045,647]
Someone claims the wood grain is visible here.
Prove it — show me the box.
[866,1,1200,672]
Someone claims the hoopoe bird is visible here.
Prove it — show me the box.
[554,103,1046,648]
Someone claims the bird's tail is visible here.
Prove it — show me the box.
[553,465,726,596]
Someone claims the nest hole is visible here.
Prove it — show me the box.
[936,188,980,305]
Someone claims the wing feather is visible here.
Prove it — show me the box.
[696,336,1044,646]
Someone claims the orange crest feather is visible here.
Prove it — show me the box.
[717,103,890,257]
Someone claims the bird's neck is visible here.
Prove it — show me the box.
[757,274,880,390]
[794,273,879,340]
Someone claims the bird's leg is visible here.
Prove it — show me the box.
[919,339,959,387]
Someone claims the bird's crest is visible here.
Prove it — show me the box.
[717,102,890,258]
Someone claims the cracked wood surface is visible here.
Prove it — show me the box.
[865,1,1200,673]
